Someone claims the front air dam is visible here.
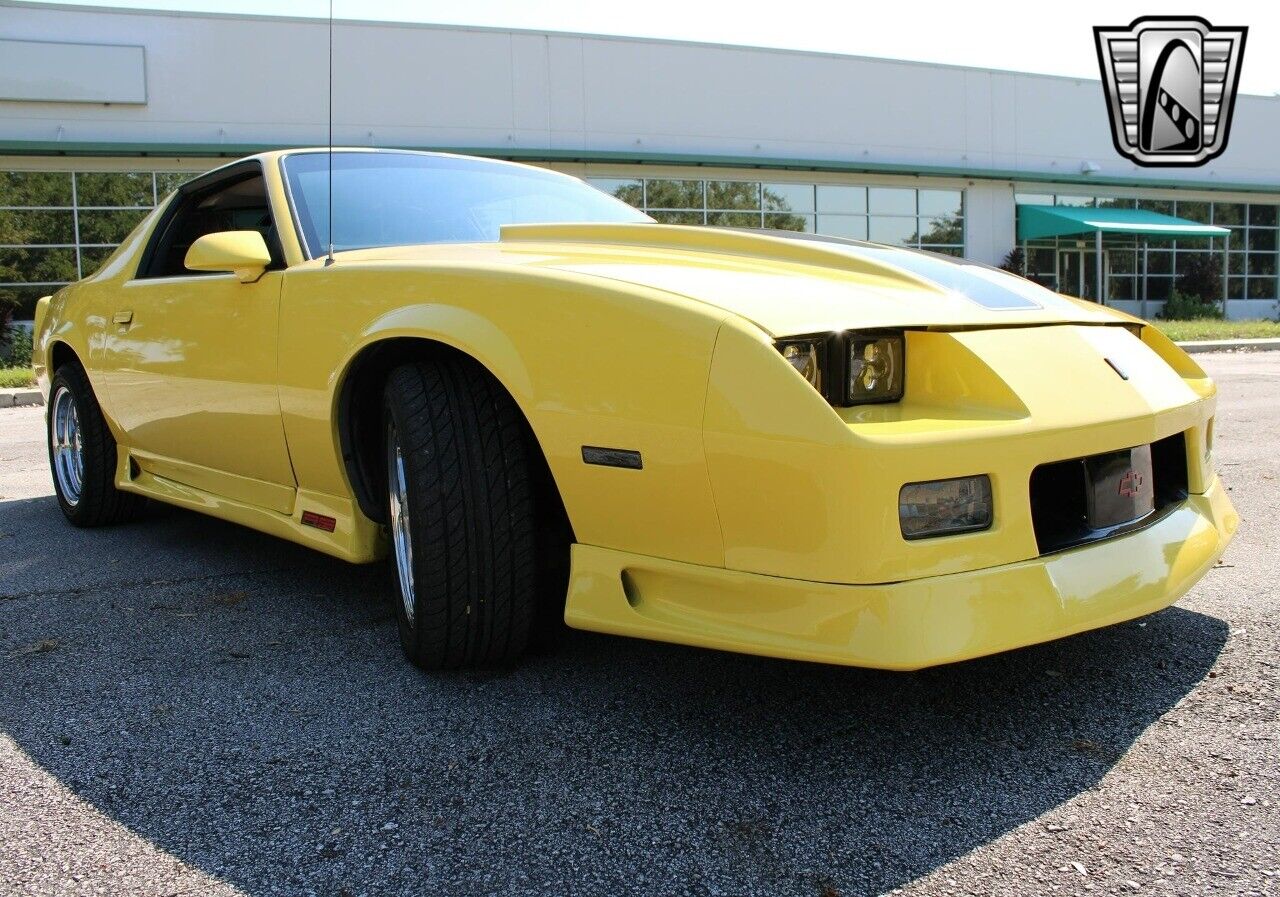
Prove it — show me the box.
[564,479,1237,670]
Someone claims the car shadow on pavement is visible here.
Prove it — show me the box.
[0,496,1229,897]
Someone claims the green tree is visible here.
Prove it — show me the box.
[760,186,808,232]
[912,214,963,246]
[643,179,702,209]
[599,179,808,232]
[0,170,162,320]
[0,208,31,336]
[1175,252,1223,305]
[999,247,1025,275]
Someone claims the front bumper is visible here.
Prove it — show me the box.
[702,321,1220,585]
[564,476,1237,670]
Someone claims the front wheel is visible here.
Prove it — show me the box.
[47,364,145,527]
[382,356,540,669]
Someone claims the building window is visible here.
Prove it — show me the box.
[1014,192,1279,305]
[0,168,199,319]
[590,177,965,256]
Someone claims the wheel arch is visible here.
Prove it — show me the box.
[48,339,82,374]
[335,335,568,535]
[46,338,130,445]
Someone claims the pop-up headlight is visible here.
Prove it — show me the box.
[774,331,905,406]
[846,334,904,404]
[776,338,825,394]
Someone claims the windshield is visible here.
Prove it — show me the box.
[282,151,651,255]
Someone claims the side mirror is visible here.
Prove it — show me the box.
[184,231,272,283]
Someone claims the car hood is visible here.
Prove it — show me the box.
[337,223,1126,337]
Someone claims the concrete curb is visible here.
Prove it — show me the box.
[1175,337,1280,354]
[0,387,42,408]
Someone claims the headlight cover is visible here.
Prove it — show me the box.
[846,334,904,404]
[899,475,993,540]
[776,338,825,395]
[774,331,905,406]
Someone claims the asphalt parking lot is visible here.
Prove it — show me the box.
[0,352,1276,897]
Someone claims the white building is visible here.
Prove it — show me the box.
[3,1,1279,320]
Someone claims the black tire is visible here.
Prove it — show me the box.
[47,363,146,527]
[382,355,542,669]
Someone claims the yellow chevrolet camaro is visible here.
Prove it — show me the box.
[33,148,1238,671]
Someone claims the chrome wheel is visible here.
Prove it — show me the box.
[51,385,84,507]
[387,423,416,626]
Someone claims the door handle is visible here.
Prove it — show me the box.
[113,310,133,325]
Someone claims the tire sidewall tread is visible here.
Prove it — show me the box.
[383,355,539,670]
[47,363,145,528]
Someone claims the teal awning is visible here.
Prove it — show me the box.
[1016,204,1231,241]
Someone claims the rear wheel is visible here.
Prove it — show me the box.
[47,364,145,527]
[382,355,541,669]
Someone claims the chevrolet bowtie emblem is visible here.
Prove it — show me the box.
[1118,469,1145,498]
[1094,16,1248,167]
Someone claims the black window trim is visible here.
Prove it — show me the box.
[135,159,286,280]
[278,151,321,261]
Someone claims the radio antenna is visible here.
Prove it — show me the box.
[324,0,335,266]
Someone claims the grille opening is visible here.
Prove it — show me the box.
[1030,432,1189,555]
[1152,432,1190,507]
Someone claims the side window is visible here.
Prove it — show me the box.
[140,171,283,278]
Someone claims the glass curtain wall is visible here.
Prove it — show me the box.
[2,166,969,320]
[589,177,965,256]
[1,169,198,318]
[1016,193,1278,303]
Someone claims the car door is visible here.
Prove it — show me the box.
[98,162,297,513]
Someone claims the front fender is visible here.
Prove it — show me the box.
[277,262,731,568]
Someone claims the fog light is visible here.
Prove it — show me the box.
[899,475,993,540]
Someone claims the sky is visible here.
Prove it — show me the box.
[20,0,1280,96]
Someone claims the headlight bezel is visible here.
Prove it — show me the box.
[774,330,907,407]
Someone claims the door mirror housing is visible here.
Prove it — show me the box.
[184,231,272,283]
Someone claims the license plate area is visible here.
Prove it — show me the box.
[1084,444,1155,529]
[1029,433,1189,556]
